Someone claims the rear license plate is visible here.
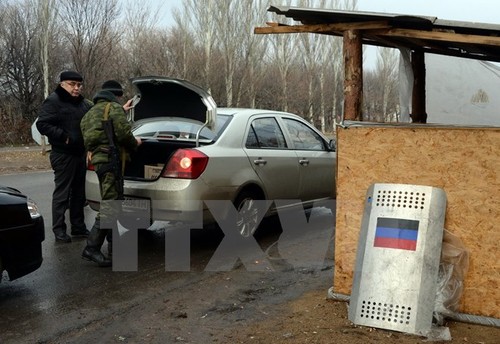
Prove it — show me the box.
[122,197,150,211]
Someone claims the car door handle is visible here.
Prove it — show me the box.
[299,159,309,166]
[254,158,267,165]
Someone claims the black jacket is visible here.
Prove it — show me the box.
[36,85,92,156]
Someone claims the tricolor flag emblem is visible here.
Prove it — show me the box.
[374,217,419,251]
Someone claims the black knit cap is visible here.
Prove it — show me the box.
[102,80,124,97]
[60,70,83,82]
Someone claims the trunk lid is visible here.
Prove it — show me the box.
[129,76,217,130]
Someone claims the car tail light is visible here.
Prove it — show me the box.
[164,149,208,179]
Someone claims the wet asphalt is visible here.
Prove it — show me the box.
[0,171,335,343]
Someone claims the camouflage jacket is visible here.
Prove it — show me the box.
[80,90,138,165]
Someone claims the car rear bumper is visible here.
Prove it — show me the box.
[86,172,237,223]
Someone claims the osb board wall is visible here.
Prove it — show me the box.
[334,125,499,318]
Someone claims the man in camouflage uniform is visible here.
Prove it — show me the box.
[80,80,142,267]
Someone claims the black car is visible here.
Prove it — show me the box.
[0,185,44,281]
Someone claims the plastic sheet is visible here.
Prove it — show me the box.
[434,229,470,325]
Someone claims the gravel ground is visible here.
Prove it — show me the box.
[0,146,51,175]
[1,145,498,343]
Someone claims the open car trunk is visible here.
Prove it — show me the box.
[124,139,196,180]
[122,76,217,180]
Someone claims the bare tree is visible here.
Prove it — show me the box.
[375,47,398,121]
[170,12,197,80]
[211,1,238,107]
[0,0,404,146]
[0,0,43,121]
[34,0,59,150]
[0,1,7,78]
[179,0,218,94]
[236,0,270,108]
[318,30,342,132]
[268,0,298,112]
[298,0,325,123]
[36,0,58,99]
[297,0,356,131]
[208,0,272,108]
[59,0,121,94]
[121,0,172,78]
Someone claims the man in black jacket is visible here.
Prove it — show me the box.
[37,71,92,243]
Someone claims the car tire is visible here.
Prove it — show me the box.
[233,190,262,238]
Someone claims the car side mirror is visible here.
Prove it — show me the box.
[328,139,336,152]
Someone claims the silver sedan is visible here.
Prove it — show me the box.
[85,77,336,236]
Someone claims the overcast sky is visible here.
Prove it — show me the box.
[357,0,499,23]
[156,0,500,27]
[150,0,498,68]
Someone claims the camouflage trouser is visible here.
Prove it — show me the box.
[94,163,123,234]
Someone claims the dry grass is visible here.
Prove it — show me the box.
[0,147,51,175]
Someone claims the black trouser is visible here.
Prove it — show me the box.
[49,151,87,235]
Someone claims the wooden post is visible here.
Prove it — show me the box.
[410,50,427,123]
[343,30,363,121]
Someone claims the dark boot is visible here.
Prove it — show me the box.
[54,231,72,243]
[81,219,111,267]
[82,247,111,267]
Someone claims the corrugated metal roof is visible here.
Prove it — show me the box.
[260,6,500,63]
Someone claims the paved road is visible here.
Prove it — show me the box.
[0,172,335,343]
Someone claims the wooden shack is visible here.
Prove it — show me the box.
[256,6,500,318]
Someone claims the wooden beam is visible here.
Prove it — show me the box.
[254,21,391,35]
[410,50,427,123]
[266,22,279,27]
[371,28,500,47]
[362,33,500,62]
[256,23,500,50]
[343,30,363,121]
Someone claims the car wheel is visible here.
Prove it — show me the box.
[234,190,261,238]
